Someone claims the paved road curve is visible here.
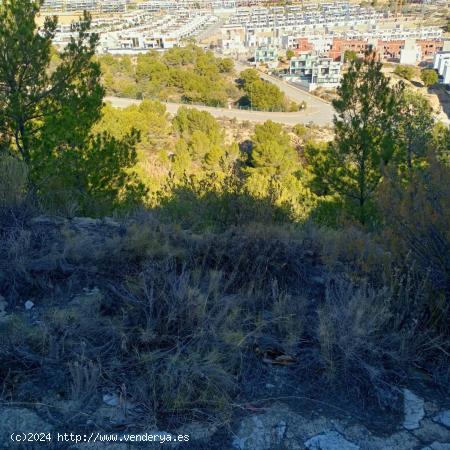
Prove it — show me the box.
[233,59,333,111]
[106,96,335,126]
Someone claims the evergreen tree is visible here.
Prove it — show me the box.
[0,0,145,214]
[307,52,404,224]
[248,121,297,178]
[395,91,434,174]
[238,69,286,111]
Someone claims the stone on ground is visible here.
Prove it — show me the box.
[434,411,450,429]
[403,389,425,430]
[304,431,360,450]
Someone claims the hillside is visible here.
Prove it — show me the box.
[1,212,449,449]
[0,2,449,449]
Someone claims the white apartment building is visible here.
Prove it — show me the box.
[400,39,422,65]
[285,54,342,91]
[100,13,216,54]
[434,52,450,84]
[42,0,127,13]
[219,2,442,55]
[220,25,246,55]
[50,7,215,54]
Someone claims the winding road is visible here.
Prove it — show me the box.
[106,67,335,126]
[106,95,334,126]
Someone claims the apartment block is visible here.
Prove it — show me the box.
[285,54,341,91]
[399,39,422,65]
[297,36,443,64]
[254,47,279,68]
[434,51,450,84]
[42,0,127,13]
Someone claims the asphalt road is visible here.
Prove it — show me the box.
[106,59,336,126]
[105,96,335,126]
[233,59,333,110]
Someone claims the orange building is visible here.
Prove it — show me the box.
[320,37,443,63]
[417,40,444,60]
[295,37,315,54]
[328,38,371,61]
[378,40,404,60]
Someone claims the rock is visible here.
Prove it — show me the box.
[425,401,440,416]
[304,431,360,450]
[340,423,421,450]
[233,414,287,450]
[413,418,450,442]
[103,393,120,407]
[421,443,450,450]
[364,431,420,450]
[434,411,450,429]
[0,407,52,447]
[232,403,336,450]
[403,389,425,430]
[25,300,34,310]
[429,443,450,450]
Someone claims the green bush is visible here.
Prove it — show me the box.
[98,45,236,107]
[420,68,439,87]
[394,64,416,81]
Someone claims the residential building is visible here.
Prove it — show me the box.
[434,51,450,84]
[285,54,341,91]
[254,47,279,68]
[42,0,127,13]
[399,39,421,65]
[297,36,442,63]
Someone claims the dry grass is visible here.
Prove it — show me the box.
[0,206,448,432]
[0,154,28,208]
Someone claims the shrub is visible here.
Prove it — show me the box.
[378,153,450,334]
[0,208,448,431]
[394,65,416,81]
[420,68,438,87]
[316,276,438,405]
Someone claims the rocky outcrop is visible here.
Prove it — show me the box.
[231,390,450,450]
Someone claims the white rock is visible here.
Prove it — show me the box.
[305,431,360,450]
[103,393,120,407]
[434,411,450,429]
[232,415,287,450]
[403,389,425,430]
[25,300,34,310]
[423,443,450,450]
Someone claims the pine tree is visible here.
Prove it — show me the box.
[308,52,404,224]
[0,0,146,214]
